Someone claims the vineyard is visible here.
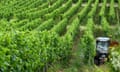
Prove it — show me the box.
[0,0,120,72]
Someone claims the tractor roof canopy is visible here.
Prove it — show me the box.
[96,37,110,42]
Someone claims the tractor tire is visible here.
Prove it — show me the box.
[94,58,100,66]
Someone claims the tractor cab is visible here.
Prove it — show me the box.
[96,37,110,54]
[94,37,110,65]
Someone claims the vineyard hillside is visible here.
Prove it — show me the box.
[0,0,120,72]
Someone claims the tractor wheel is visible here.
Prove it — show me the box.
[94,58,100,66]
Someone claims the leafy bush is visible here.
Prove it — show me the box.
[0,31,72,71]
[110,48,120,71]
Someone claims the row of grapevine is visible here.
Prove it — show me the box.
[12,0,42,11]
[18,18,43,31]
[62,0,83,19]
[108,0,116,24]
[99,0,107,16]
[44,0,72,20]
[34,18,54,31]
[109,0,115,19]
[51,18,68,35]
[118,0,120,9]
[48,0,64,12]
[11,19,29,29]
[17,8,49,20]
[79,18,95,65]
[101,16,110,36]
[65,17,80,41]
[98,0,107,24]
[87,0,99,17]
[60,17,80,61]
[78,0,93,20]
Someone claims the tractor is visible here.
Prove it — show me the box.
[94,37,110,65]
[94,37,119,65]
